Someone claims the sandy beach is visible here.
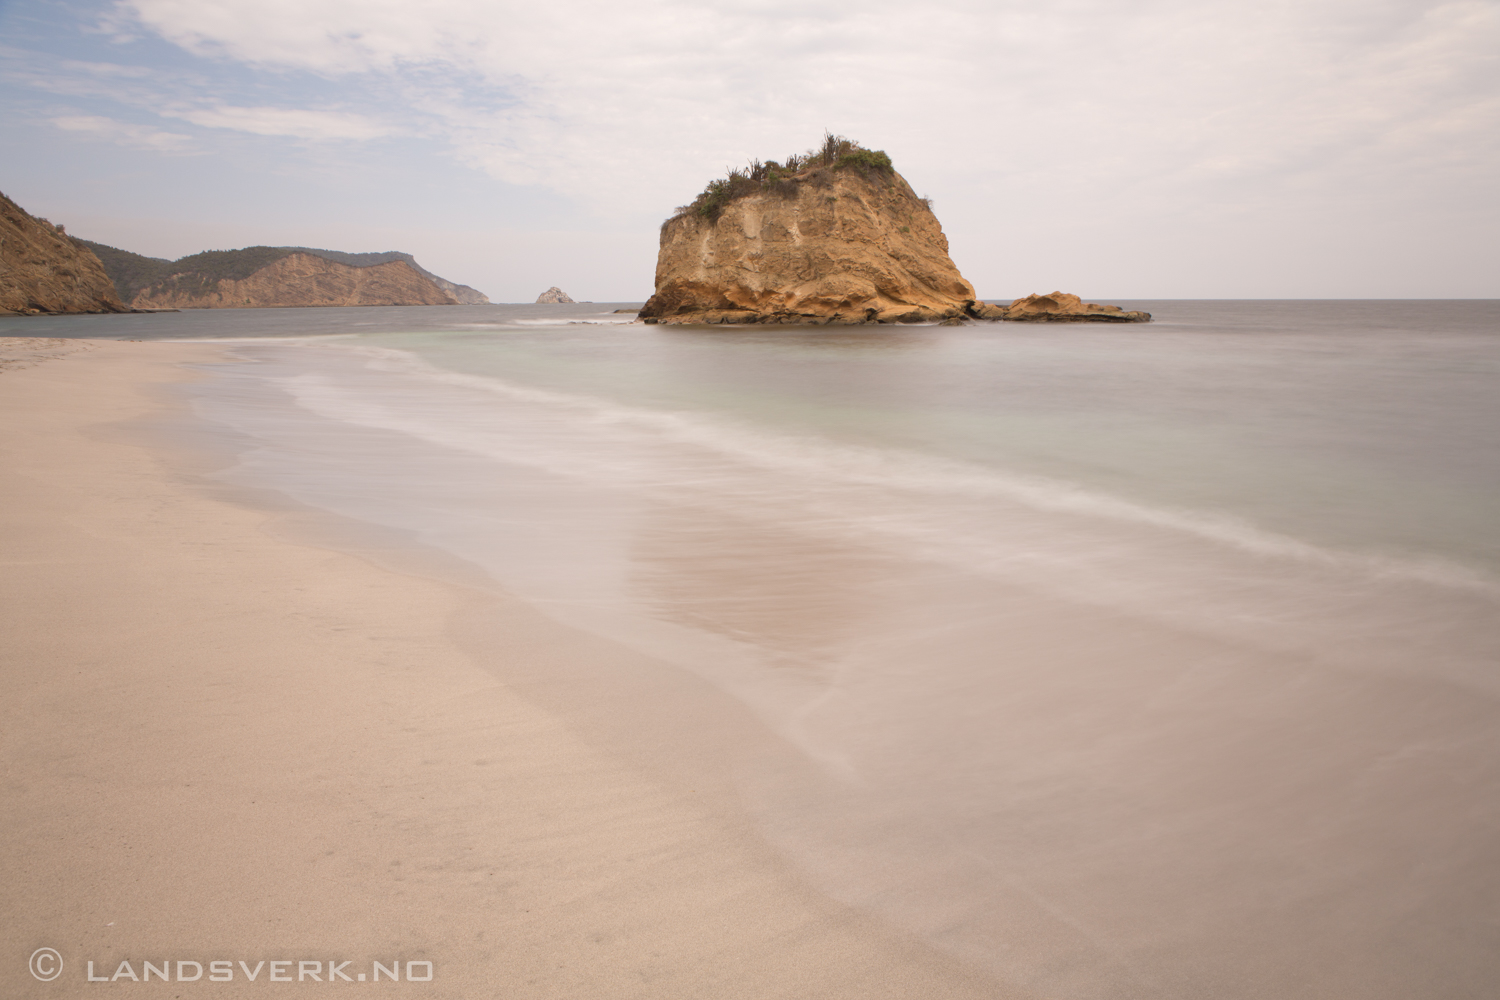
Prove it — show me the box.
[2,338,1012,999]
[8,314,1499,999]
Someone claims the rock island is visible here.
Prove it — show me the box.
[641,136,976,325]
[639,136,1148,326]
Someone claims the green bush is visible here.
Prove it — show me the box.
[673,133,897,224]
[836,148,893,173]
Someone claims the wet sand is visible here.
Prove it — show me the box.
[0,338,1012,999]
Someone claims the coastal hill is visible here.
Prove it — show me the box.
[0,191,126,316]
[286,249,490,305]
[79,241,489,310]
[641,136,976,325]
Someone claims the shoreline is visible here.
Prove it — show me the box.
[0,339,1011,998]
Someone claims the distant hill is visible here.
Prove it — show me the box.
[280,248,489,304]
[77,241,489,309]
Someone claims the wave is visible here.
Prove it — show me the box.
[168,334,361,343]
[506,316,638,327]
[270,344,1497,600]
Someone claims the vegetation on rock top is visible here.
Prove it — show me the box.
[672,133,898,225]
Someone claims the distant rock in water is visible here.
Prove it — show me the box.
[0,191,126,316]
[987,292,1150,323]
[640,135,977,325]
[76,241,490,309]
[536,287,575,303]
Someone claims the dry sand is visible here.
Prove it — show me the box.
[1,338,1017,998]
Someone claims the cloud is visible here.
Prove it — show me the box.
[7,0,1481,294]
[111,0,1499,221]
[58,58,159,80]
[4,47,397,146]
[52,114,194,151]
[164,104,395,140]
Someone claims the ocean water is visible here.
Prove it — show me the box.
[10,301,1500,997]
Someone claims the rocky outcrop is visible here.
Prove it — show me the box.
[128,252,458,309]
[639,137,1153,327]
[990,292,1150,323]
[0,191,127,316]
[641,145,975,325]
[536,287,575,303]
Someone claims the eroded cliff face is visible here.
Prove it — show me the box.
[0,192,126,316]
[640,168,976,325]
[130,254,458,309]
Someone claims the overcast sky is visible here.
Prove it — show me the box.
[2,0,1496,301]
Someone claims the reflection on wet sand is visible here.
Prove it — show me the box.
[629,498,907,669]
[626,486,1500,1000]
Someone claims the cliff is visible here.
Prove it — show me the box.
[0,192,127,316]
[640,137,976,325]
[78,241,488,309]
[278,248,489,304]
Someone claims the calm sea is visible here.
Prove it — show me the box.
[9,300,1500,998]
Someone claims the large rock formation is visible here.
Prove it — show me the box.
[991,291,1150,323]
[0,191,127,316]
[78,241,488,309]
[640,138,976,325]
[536,287,575,303]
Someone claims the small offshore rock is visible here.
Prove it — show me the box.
[536,287,576,304]
[992,292,1150,323]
